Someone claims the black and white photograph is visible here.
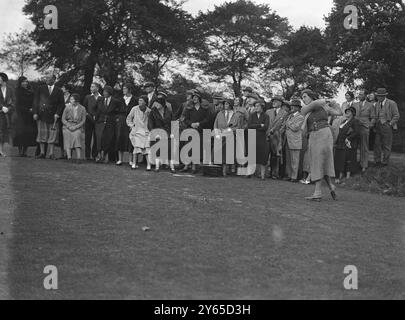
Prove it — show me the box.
[0,0,404,304]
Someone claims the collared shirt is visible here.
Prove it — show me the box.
[104,97,111,107]
[378,99,387,124]
[148,92,154,103]
[72,104,79,119]
[224,110,234,124]
[124,95,132,106]
[1,86,6,99]
[48,85,54,95]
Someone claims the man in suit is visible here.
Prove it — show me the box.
[33,74,65,160]
[0,72,15,157]
[241,87,253,108]
[355,90,373,172]
[144,82,157,108]
[282,99,304,182]
[372,88,400,167]
[83,82,102,160]
[266,95,289,179]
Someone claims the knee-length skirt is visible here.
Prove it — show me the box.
[308,127,335,181]
[63,127,83,149]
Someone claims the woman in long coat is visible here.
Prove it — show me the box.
[301,89,343,201]
[115,83,136,166]
[95,85,121,163]
[247,100,270,180]
[61,94,87,161]
[213,99,239,177]
[127,96,151,171]
[12,76,36,157]
[148,97,175,173]
[0,72,14,157]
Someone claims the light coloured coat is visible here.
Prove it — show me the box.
[284,112,305,150]
[127,105,151,149]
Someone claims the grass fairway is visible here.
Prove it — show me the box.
[1,150,405,299]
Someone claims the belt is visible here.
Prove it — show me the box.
[309,121,329,132]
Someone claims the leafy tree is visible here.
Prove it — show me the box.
[134,1,197,88]
[325,0,405,102]
[23,0,194,94]
[267,27,337,100]
[194,0,290,96]
[0,30,37,77]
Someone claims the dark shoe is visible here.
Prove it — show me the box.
[282,177,291,181]
[36,154,45,159]
[291,179,298,183]
[305,195,322,202]
[170,168,176,174]
[180,167,189,173]
[49,154,57,160]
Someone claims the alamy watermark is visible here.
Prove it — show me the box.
[147,122,257,166]
[43,265,58,290]
[344,5,359,30]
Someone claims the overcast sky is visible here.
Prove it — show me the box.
[0,0,334,37]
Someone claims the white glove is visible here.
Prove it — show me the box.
[2,107,9,113]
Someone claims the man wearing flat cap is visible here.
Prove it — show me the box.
[371,88,400,167]
[33,74,65,160]
[266,95,289,179]
[0,72,15,157]
[282,99,304,182]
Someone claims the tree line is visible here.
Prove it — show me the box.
[0,0,404,106]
